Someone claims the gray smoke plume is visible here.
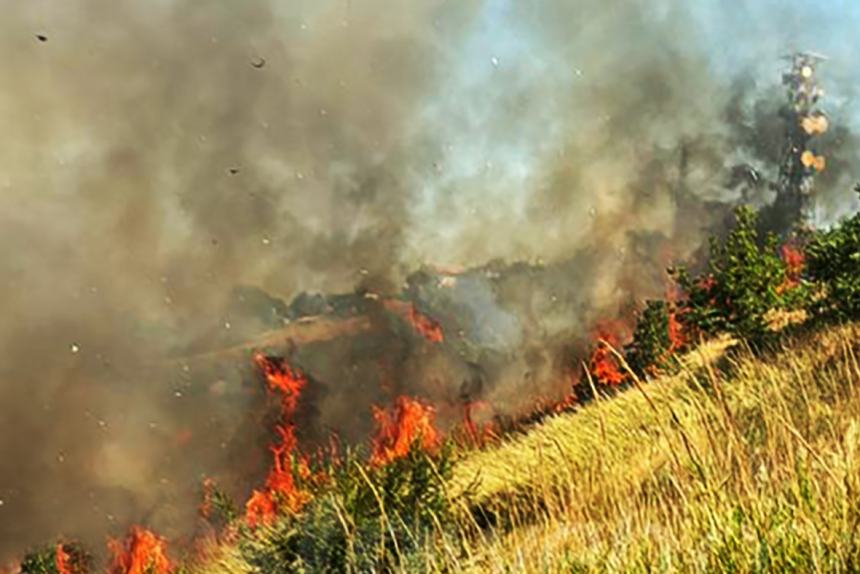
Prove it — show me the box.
[0,0,858,562]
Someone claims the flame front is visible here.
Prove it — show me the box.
[108,526,172,574]
[370,396,441,466]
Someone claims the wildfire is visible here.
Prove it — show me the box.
[108,526,172,574]
[370,396,441,466]
[408,304,444,343]
[245,354,313,528]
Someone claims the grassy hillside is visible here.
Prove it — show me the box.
[191,322,860,573]
[450,324,860,572]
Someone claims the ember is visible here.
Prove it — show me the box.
[245,489,278,530]
[253,353,307,414]
[370,396,441,466]
[108,526,172,574]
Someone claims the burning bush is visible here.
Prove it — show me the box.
[107,527,172,574]
[239,430,453,572]
[18,544,90,574]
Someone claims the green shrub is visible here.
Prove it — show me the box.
[672,206,788,345]
[805,185,860,320]
[19,547,59,574]
[626,300,682,377]
[240,444,454,573]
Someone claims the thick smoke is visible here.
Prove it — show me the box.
[0,0,858,562]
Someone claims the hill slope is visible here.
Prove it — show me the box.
[196,322,860,573]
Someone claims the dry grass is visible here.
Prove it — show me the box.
[433,323,860,572]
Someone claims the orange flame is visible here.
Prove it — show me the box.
[589,343,625,386]
[245,354,313,528]
[55,544,73,574]
[370,396,441,466]
[779,242,806,293]
[667,310,687,352]
[254,353,307,414]
[408,304,444,343]
[108,526,172,574]
[588,326,627,387]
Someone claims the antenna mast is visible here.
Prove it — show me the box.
[775,52,828,229]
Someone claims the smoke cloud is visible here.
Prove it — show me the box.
[0,0,858,561]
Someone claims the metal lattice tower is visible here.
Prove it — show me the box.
[775,52,828,229]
